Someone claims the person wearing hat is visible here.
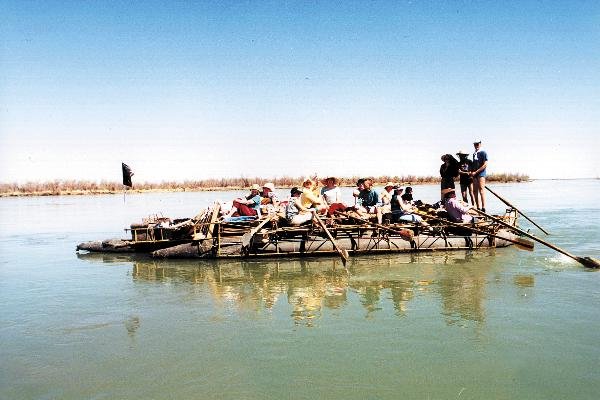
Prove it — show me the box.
[377,182,396,224]
[285,187,313,225]
[300,177,327,213]
[355,178,379,217]
[456,150,475,205]
[440,153,459,201]
[222,183,262,218]
[261,182,280,208]
[442,188,476,223]
[470,140,488,212]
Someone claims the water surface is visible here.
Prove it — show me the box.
[1,180,599,399]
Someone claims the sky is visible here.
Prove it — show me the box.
[1,0,599,183]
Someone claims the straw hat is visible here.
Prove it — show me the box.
[384,182,396,188]
[321,176,339,185]
[250,183,261,191]
[262,182,275,192]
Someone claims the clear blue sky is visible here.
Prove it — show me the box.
[1,0,599,182]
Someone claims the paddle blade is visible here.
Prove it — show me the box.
[578,257,600,269]
[514,237,535,251]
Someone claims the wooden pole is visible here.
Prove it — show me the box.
[486,186,550,235]
[472,208,600,269]
[313,212,349,269]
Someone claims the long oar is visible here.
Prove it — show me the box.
[486,186,549,235]
[413,211,535,251]
[241,215,274,250]
[336,211,419,240]
[312,212,349,269]
[472,208,600,269]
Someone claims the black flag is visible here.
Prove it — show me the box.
[122,163,134,187]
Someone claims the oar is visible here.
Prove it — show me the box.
[472,208,600,269]
[413,210,535,251]
[241,215,274,250]
[486,186,549,235]
[312,212,349,269]
[336,211,419,240]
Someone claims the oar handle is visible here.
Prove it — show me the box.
[485,186,549,235]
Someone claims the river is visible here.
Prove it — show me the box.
[1,179,599,399]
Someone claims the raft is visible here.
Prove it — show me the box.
[76,205,527,260]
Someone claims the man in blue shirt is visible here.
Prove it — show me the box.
[470,140,488,212]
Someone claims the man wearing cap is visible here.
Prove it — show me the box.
[456,150,475,205]
[470,140,488,212]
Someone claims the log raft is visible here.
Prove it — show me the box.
[76,207,524,260]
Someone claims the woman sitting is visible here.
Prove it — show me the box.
[285,187,313,225]
[392,192,427,225]
[300,177,327,214]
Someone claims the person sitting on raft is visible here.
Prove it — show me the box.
[355,178,379,219]
[285,187,313,225]
[392,192,428,225]
[260,182,280,214]
[320,176,346,216]
[300,177,327,214]
[222,183,262,218]
[442,188,477,223]
[377,182,396,224]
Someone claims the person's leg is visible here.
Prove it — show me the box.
[235,202,257,217]
[473,178,481,209]
[290,213,313,225]
[460,184,468,203]
[479,177,486,211]
[468,182,475,205]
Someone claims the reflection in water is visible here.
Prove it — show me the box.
[77,251,536,327]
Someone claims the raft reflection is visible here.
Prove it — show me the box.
[78,252,535,327]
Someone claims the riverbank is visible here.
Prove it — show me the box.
[0,173,529,197]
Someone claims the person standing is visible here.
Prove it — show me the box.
[470,140,488,212]
[456,150,475,205]
[439,154,459,201]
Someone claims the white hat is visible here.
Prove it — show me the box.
[384,182,395,188]
[250,183,261,191]
[456,149,469,155]
[262,182,275,192]
[473,139,482,144]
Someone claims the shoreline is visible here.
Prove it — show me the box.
[0,176,536,198]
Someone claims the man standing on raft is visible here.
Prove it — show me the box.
[470,139,488,212]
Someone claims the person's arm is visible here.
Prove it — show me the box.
[294,197,309,212]
[471,160,488,176]
[304,189,322,205]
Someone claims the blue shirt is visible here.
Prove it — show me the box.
[248,194,262,212]
[472,150,488,177]
[358,189,378,208]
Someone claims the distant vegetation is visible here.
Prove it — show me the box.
[0,173,530,197]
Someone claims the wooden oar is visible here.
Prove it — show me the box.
[336,211,419,240]
[241,215,274,251]
[486,186,549,235]
[413,211,535,251]
[472,208,600,269]
[312,212,349,268]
